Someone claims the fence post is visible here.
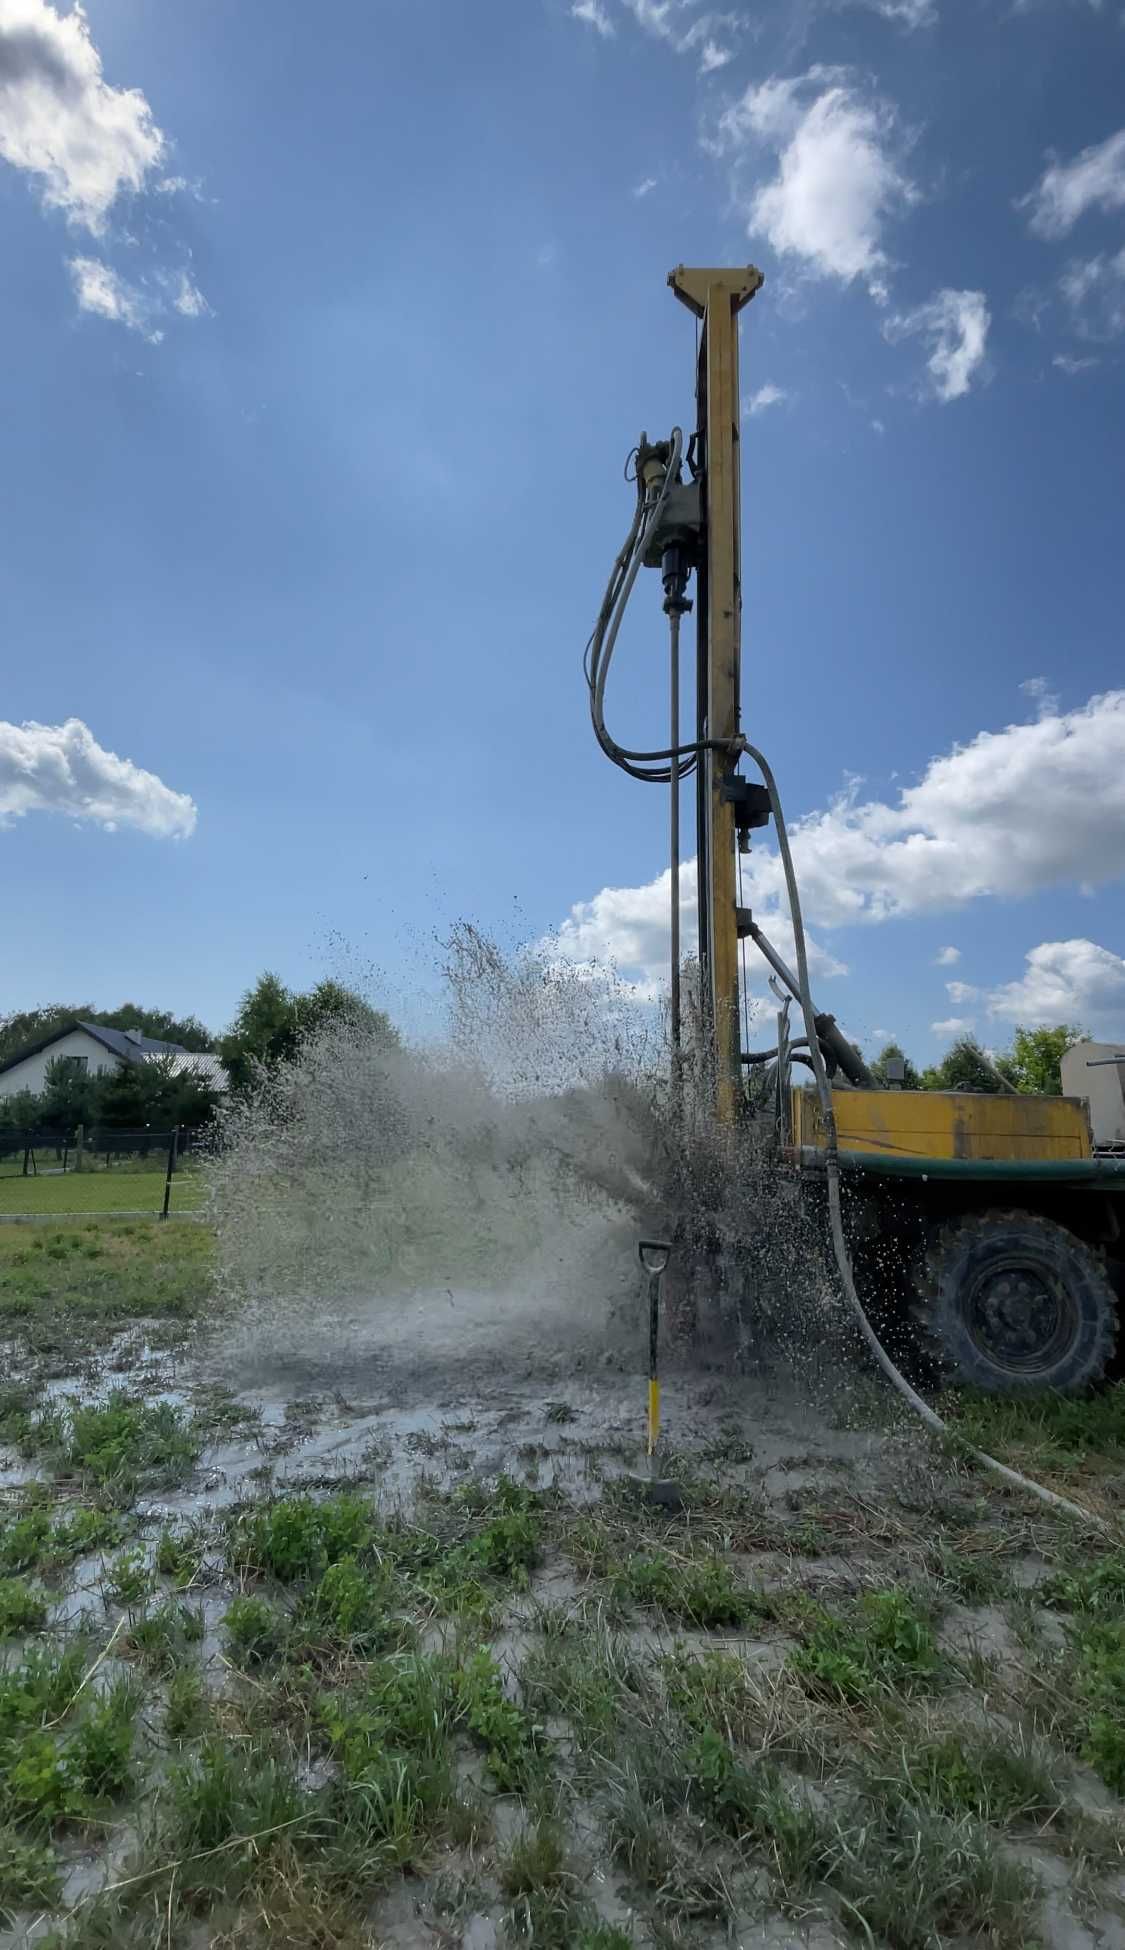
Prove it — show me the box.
[75,1124,85,1174]
[162,1128,179,1220]
[62,1135,69,1175]
[22,1142,31,1178]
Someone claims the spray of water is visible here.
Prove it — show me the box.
[203,924,861,1396]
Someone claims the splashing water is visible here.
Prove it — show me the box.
[203,924,858,1392]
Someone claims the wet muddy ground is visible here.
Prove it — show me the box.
[1,1221,1124,1949]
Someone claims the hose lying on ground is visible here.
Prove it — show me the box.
[744,740,1115,1540]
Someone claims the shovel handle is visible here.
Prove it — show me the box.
[638,1239,672,1275]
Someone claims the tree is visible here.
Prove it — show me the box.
[39,1056,99,1135]
[870,1041,920,1088]
[1002,1024,1083,1096]
[92,1054,222,1133]
[220,972,399,1092]
[921,1035,1007,1094]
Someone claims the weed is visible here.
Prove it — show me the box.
[950,1384,1125,1467]
[1044,1551,1125,1615]
[1071,1617,1125,1791]
[159,1737,306,1907]
[500,1818,567,1897]
[613,1550,764,1628]
[101,1547,154,1608]
[0,1645,87,1737]
[0,1577,47,1637]
[155,1525,203,1587]
[165,1665,209,1742]
[901,1727,1059,1823]
[1,1734,84,1824]
[457,1649,545,1791]
[224,1595,289,1667]
[125,1598,205,1673]
[791,1589,940,1702]
[545,1401,576,1425]
[27,1393,200,1494]
[323,1651,458,1818]
[464,1505,540,1584]
[232,1493,374,1581]
[0,1503,124,1576]
[68,1678,140,1799]
[662,1648,765,1744]
[295,1556,411,1658]
[0,1825,59,1919]
[924,1541,1007,1605]
[814,1790,1035,1948]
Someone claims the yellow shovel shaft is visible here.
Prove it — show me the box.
[647,1378,661,1458]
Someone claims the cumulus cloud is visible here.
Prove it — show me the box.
[866,0,935,21]
[1022,127,1125,238]
[987,940,1125,1027]
[717,69,915,300]
[632,174,657,197]
[553,691,1125,988]
[946,981,981,1003]
[0,0,165,232]
[0,718,196,838]
[571,0,614,33]
[1053,351,1099,373]
[931,1016,973,1035]
[621,1,736,71]
[746,382,788,414]
[68,255,160,339]
[884,288,990,400]
[542,859,846,1001]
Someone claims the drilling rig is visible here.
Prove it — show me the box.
[585,265,1124,1397]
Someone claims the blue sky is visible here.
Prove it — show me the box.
[1,0,1123,1061]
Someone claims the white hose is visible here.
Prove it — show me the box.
[744,740,1114,1539]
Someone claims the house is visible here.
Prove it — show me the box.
[0,1022,224,1100]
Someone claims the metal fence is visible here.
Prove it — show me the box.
[0,1128,203,1219]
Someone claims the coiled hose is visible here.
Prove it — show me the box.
[744,740,1113,1538]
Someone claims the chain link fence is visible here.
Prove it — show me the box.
[0,1128,204,1219]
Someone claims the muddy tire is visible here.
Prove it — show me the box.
[914,1208,1117,1396]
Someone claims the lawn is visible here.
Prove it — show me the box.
[0,1168,203,1217]
[0,1218,214,1367]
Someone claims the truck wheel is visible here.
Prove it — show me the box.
[916,1209,1117,1396]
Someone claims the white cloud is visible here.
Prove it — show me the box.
[543,859,845,1001]
[884,288,989,401]
[632,175,657,198]
[1053,351,1099,373]
[0,0,165,232]
[698,37,732,72]
[1020,674,1060,718]
[717,689,1125,929]
[68,255,161,340]
[718,69,915,300]
[746,382,788,414]
[1060,248,1125,341]
[931,1016,974,1035]
[946,980,981,1003]
[168,268,209,317]
[0,718,196,838]
[616,1,736,70]
[571,0,615,33]
[552,690,1125,1001]
[871,416,886,434]
[846,0,935,23]
[1022,128,1125,238]
[987,940,1125,1028]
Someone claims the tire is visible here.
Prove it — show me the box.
[914,1208,1118,1396]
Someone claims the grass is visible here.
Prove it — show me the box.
[790,1590,942,1703]
[0,1218,212,1362]
[0,1169,202,1217]
[948,1384,1125,1477]
[0,1578,48,1637]
[15,1391,202,1496]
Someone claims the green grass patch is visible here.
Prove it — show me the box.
[0,1502,125,1577]
[1044,1550,1125,1614]
[612,1549,768,1628]
[791,1590,941,1703]
[0,1170,202,1217]
[901,1727,1058,1824]
[0,1220,212,1365]
[948,1384,1125,1468]
[224,1594,289,1668]
[457,1649,546,1792]
[15,1391,200,1496]
[124,1598,205,1673]
[230,1492,375,1582]
[0,1825,59,1919]
[0,1578,48,1637]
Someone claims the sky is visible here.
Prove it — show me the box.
[1,0,1123,1062]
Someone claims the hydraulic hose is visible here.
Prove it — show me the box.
[743,739,1114,1539]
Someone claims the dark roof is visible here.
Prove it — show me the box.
[0,1021,188,1079]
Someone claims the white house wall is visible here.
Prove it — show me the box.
[0,1030,121,1100]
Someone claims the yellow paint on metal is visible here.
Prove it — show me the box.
[791,1087,1093,1162]
[647,1378,661,1458]
[669,265,763,1121]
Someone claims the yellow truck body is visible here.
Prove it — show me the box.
[790,1087,1093,1164]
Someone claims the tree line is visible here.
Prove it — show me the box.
[0,974,399,1137]
[868,1024,1082,1096]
